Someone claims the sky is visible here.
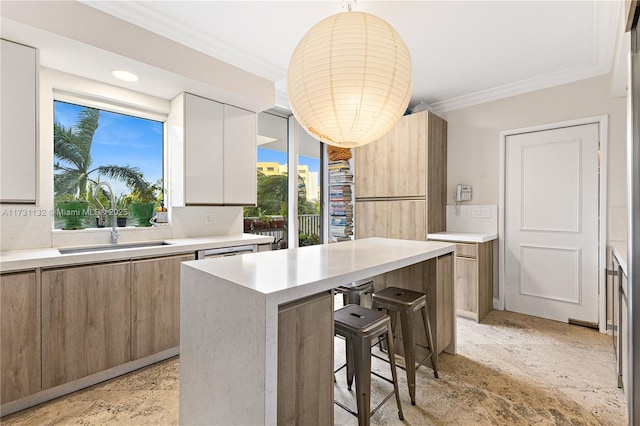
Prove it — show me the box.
[54,101,163,197]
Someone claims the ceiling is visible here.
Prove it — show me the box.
[1,1,626,113]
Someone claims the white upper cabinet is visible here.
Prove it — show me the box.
[169,93,257,206]
[184,93,224,205]
[223,104,256,205]
[1,39,37,204]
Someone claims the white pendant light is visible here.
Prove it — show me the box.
[287,10,412,148]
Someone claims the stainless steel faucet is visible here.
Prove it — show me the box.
[94,182,119,244]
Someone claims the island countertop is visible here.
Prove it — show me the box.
[180,237,456,425]
[182,237,455,303]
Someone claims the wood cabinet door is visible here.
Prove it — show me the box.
[1,40,37,203]
[278,292,333,425]
[455,256,478,317]
[387,111,427,197]
[185,93,224,205]
[1,271,40,403]
[41,262,131,389]
[223,105,257,205]
[387,200,426,241]
[131,253,195,360]
[355,200,388,239]
[354,132,388,198]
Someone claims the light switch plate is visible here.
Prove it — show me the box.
[471,207,491,218]
[205,213,216,224]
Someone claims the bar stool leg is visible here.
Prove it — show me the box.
[352,336,372,426]
[385,325,405,421]
[346,337,355,390]
[420,305,439,378]
[399,309,417,405]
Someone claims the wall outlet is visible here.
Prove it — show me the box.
[205,213,216,224]
[471,207,491,218]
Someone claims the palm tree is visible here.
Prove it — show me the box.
[54,107,146,199]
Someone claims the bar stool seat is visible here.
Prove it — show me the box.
[372,286,439,406]
[335,279,374,307]
[334,304,404,426]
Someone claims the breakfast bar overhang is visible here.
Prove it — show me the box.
[179,237,456,425]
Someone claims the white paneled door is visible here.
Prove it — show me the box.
[505,123,599,324]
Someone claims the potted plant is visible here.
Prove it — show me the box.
[55,194,90,230]
[251,208,272,230]
[125,179,162,227]
[114,195,129,227]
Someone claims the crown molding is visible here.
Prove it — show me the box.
[432,1,621,113]
[80,0,286,83]
[81,0,621,115]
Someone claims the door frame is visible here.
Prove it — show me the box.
[498,115,608,333]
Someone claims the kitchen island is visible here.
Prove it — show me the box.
[179,237,455,425]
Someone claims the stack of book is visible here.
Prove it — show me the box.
[329,160,354,242]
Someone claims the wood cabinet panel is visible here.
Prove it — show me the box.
[278,291,333,425]
[426,113,447,233]
[41,262,131,389]
[1,40,37,203]
[435,254,454,353]
[131,254,195,360]
[1,271,40,403]
[477,241,494,322]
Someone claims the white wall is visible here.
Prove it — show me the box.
[441,74,627,244]
[0,68,243,251]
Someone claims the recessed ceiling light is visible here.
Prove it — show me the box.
[111,69,139,82]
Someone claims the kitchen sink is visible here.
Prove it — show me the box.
[58,241,171,254]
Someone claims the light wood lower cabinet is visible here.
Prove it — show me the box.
[1,271,40,404]
[278,291,334,425]
[131,253,195,360]
[41,262,131,389]
[455,241,493,322]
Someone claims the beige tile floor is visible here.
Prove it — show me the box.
[2,310,627,425]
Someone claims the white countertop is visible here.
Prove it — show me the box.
[0,233,273,272]
[611,241,627,275]
[428,231,497,243]
[183,237,456,303]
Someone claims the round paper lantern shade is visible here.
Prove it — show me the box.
[287,11,412,148]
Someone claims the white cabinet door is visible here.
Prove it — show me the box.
[184,93,224,205]
[1,40,37,203]
[223,105,256,205]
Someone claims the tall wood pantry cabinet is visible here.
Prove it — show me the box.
[354,110,447,240]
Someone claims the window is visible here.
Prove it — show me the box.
[245,111,323,249]
[53,100,164,229]
[297,139,322,247]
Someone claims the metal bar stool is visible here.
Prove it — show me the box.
[335,279,374,307]
[371,286,439,406]
[334,304,404,426]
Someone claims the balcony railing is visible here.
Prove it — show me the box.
[244,214,321,247]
